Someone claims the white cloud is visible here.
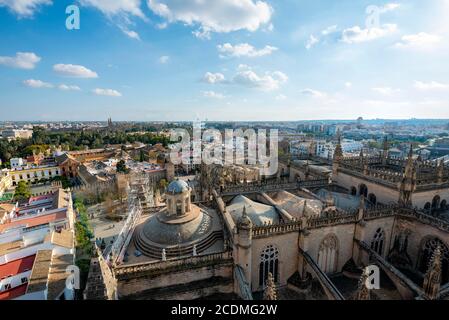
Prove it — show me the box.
[53,64,98,78]
[120,27,141,40]
[341,24,397,44]
[147,0,272,38]
[92,88,122,97]
[0,52,41,69]
[80,0,145,19]
[233,66,288,91]
[372,87,400,95]
[202,90,225,99]
[321,25,338,36]
[202,72,225,84]
[345,82,352,88]
[394,32,441,50]
[300,88,327,98]
[23,79,53,88]
[414,81,449,91]
[305,25,338,50]
[217,43,277,58]
[58,84,81,91]
[305,35,319,50]
[378,3,401,13]
[0,0,52,17]
[159,55,170,64]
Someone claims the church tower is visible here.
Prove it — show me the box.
[332,131,343,176]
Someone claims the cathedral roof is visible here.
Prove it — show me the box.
[316,189,364,211]
[270,191,323,218]
[227,195,280,226]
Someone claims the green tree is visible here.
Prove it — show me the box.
[158,179,168,191]
[116,160,130,174]
[14,181,31,201]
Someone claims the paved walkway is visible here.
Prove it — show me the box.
[87,203,127,247]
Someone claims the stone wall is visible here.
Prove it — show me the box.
[362,216,396,257]
[334,171,399,205]
[251,232,298,292]
[303,223,355,273]
[116,263,233,299]
[393,216,449,269]
[412,189,449,209]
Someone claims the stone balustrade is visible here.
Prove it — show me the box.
[220,179,329,196]
[113,250,233,280]
[252,220,302,238]
[398,208,449,232]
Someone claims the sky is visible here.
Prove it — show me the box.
[0,0,449,121]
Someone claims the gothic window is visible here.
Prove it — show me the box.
[371,228,385,256]
[259,245,279,288]
[418,237,449,284]
[368,193,377,205]
[359,184,368,198]
[432,195,441,210]
[318,234,339,274]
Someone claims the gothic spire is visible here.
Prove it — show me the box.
[334,137,343,161]
[408,144,414,159]
[383,136,389,152]
[355,268,370,300]
[423,245,442,300]
[238,205,252,229]
[264,272,277,300]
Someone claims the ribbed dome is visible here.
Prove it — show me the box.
[141,208,212,245]
[227,195,280,226]
[167,179,189,194]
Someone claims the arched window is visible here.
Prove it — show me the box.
[176,200,182,215]
[318,234,339,274]
[418,237,449,284]
[359,184,368,198]
[441,200,447,210]
[432,195,441,210]
[350,187,357,196]
[259,245,279,288]
[371,228,385,256]
[368,193,377,205]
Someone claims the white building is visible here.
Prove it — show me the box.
[10,158,25,169]
[1,130,33,141]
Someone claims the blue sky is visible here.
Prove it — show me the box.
[0,0,449,121]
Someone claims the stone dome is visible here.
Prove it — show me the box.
[141,207,212,246]
[167,179,189,194]
[133,204,223,259]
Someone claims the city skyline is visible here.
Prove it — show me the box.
[1,0,449,121]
